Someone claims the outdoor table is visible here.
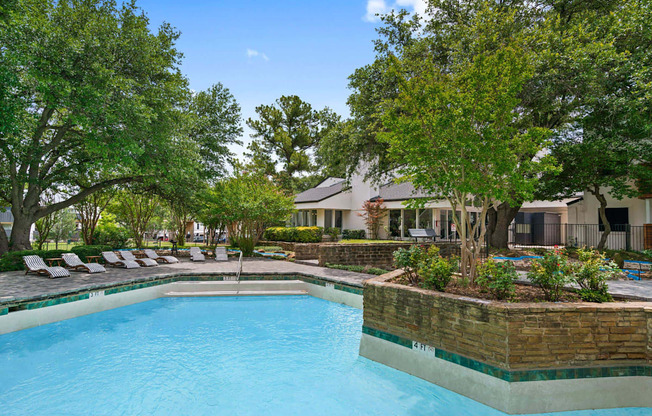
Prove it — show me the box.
[86,255,101,263]
[45,258,63,267]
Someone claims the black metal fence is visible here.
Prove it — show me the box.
[508,223,645,251]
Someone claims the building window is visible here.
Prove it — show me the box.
[599,208,629,231]
[440,210,461,240]
[334,210,343,229]
[389,210,401,237]
[310,210,317,226]
[418,208,433,229]
[403,210,416,234]
[324,210,332,228]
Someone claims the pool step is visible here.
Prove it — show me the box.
[162,280,309,297]
[164,290,308,297]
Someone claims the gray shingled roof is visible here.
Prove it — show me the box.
[295,180,346,203]
[373,182,433,201]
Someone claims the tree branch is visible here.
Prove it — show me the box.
[35,176,145,219]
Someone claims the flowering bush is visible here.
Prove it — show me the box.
[476,259,518,300]
[528,250,572,301]
[572,248,616,303]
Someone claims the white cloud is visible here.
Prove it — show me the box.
[363,0,428,22]
[246,49,269,62]
[364,0,389,22]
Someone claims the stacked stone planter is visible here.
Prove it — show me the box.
[361,270,652,414]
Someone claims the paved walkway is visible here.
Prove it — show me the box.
[0,258,374,305]
[515,271,652,302]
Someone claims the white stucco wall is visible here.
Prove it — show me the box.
[568,191,646,226]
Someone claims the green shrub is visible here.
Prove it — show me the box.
[70,245,113,262]
[419,247,455,291]
[476,259,518,300]
[295,226,323,242]
[342,229,366,239]
[572,248,615,303]
[234,236,256,256]
[528,250,572,301]
[393,245,426,285]
[325,227,340,241]
[92,225,129,249]
[0,249,64,271]
[263,226,322,243]
[0,245,115,272]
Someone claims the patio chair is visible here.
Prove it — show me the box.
[102,251,140,269]
[214,246,228,262]
[62,253,106,274]
[23,255,70,278]
[189,246,205,262]
[143,249,179,264]
[118,250,158,267]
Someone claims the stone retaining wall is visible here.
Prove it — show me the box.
[318,242,459,269]
[364,271,652,372]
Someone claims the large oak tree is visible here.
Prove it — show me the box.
[0,0,241,253]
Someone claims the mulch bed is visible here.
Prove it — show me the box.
[390,274,582,303]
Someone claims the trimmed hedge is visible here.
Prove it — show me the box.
[0,245,112,272]
[263,226,323,243]
[342,229,366,240]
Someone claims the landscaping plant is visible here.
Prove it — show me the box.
[325,227,340,241]
[419,247,456,292]
[358,199,388,240]
[393,245,426,286]
[572,248,616,303]
[476,259,518,300]
[528,250,572,302]
[342,229,366,240]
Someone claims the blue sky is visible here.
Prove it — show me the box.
[137,0,425,158]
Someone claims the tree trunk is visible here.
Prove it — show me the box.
[9,204,36,251]
[0,226,9,255]
[487,202,521,249]
[595,189,611,251]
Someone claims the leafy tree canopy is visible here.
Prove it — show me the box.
[0,0,241,252]
[245,95,337,193]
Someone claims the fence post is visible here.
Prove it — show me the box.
[626,224,631,251]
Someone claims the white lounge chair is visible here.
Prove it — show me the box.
[102,251,140,269]
[143,249,179,264]
[189,246,205,262]
[119,250,158,267]
[62,253,106,273]
[214,247,228,262]
[23,255,70,278]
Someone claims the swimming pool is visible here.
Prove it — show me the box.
[0,296,650,415]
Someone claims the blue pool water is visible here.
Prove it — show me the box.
[1,296,650,416]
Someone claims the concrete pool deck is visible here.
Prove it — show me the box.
[0,258,374,305]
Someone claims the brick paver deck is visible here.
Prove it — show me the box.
[0,258,374,305]
[2,258,651,305]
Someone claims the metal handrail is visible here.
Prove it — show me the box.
[236,251,243,281]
